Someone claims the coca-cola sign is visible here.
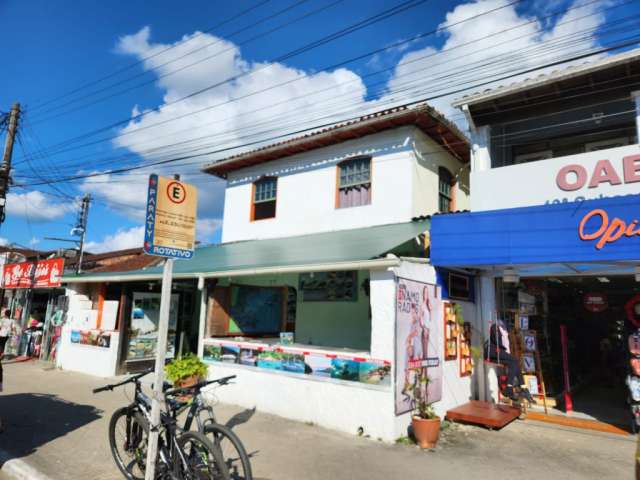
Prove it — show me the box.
[584,292,608,313]
[2,258,65,289]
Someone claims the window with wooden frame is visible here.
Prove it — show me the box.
[336,156,371,208]
[438,167,454,213]
[251,176,277,221]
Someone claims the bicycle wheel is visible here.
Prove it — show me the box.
[108,407,148,480]
[177,431,230,480]
[204,423,252,480]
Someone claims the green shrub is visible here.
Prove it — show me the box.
[165,354,208,383]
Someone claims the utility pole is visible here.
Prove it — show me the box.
[45,193,91,274]
[0,103,21,226]
[75,194,91,274]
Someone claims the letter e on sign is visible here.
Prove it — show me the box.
[167,181,187,204]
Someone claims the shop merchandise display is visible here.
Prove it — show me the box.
[628,330,640,431]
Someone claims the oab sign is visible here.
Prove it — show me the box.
[471,144,640,211]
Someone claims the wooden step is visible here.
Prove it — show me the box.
[446,400,521,429]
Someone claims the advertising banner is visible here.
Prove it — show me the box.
[2,258,64,289]
[395,278,442,416]
[144,174,197,259]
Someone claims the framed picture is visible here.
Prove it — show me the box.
[522,354,536,374]
[523,331,537,352]
[518,315,529,331]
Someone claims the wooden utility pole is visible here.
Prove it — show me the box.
[76,193,91,274]
[0,103,20,226]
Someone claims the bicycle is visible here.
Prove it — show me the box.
[94,369,230,480]
[164,375,253,480]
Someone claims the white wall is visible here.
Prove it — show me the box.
[205,362,398,441]
[57,326,120,377]
[57,283,120,377]
[412,129,470,215]
[221,126,464,243]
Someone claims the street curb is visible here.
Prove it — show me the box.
[0,449,54,480]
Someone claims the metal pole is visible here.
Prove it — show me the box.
[145,258,174,480]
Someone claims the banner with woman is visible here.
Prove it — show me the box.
[395,278,442,415]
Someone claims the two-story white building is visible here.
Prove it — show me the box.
[431,49,640,433]
[61,103,484,442]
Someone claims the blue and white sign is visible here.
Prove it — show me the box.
[431,194,640,267]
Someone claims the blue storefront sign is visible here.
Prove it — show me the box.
[431,194,640,267]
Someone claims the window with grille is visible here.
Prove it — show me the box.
[438,167,454,213]
[337,156,371,208]
[252,177,277,220]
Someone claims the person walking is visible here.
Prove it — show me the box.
[0,308,18,392]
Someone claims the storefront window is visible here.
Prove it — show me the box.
[127,292,179,361]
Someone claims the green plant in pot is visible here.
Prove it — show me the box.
[411,375,441,449]
[165,353,208,389]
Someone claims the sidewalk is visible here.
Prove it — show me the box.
[0,360,636,480]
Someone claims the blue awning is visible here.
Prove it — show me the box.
[431,194,640,268]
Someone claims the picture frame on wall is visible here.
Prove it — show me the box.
[523,331,537,352]
[522,353,536,374]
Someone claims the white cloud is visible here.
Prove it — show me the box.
[85,226,144,253]
[82,26,368,222]
[384,0,607,129]
[29,237,39,247]
[6,191,75,222]
[0,237,9,246]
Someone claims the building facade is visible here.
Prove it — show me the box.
[431,48,640,430]
[61,103,482,442]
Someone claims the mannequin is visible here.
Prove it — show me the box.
[485,319,533,404]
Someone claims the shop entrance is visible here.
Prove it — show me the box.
[498,275,638,430]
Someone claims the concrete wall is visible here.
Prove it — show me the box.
[221,126,464,243]
[205,362,398,441]
[57,283,120,377]
[57,326,120,378]
[412,129,470,216]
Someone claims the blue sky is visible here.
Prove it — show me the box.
[0,0,638,253]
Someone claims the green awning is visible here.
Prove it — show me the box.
[63,219,429,283]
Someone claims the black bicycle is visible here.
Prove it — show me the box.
[94,369,230,480]
[164,376,252,480]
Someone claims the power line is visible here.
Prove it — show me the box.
[19,12,639,180]
[24,0,433,154]
[30,0,326,120]
[24,0,623,168]
[15,36,640,189]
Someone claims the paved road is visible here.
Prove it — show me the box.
[0,360,636,479]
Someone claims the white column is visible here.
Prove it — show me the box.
[470,125,491,173]
[632,91,640,143]
[197,276,207,359]
[369,269,396,360]
[477,273,496,402]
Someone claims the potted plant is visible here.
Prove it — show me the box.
[165,353,208,389]
[411,376,441,449]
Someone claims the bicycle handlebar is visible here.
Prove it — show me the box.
[92,368,154,394]
[164,375,236,397]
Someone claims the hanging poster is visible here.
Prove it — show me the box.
[395,278,442,416]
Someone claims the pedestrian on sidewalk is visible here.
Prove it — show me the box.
[0,308,18,392]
